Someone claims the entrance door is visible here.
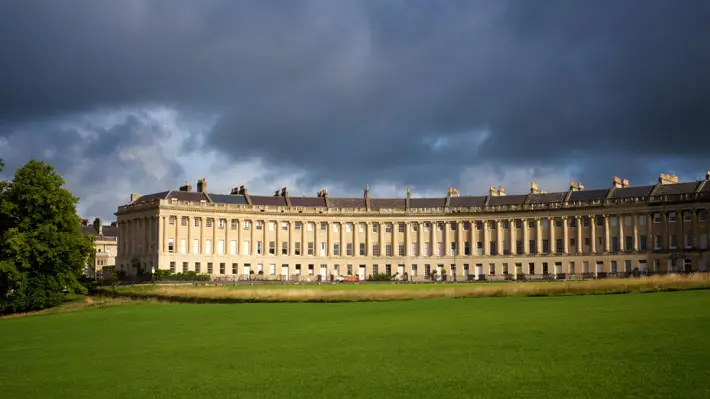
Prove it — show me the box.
[639,261,647,273]
[475,264,483,280]
[320,265,327,280]
[358,265,366,280]
[397,264,405,280]
[243,264,251,280]
[281,265,289,280]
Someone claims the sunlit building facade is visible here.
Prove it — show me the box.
[115,172,710,281]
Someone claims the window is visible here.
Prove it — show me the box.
[181,217,188,226]
[219,219,225,229]
[385,244,392,257]
[528,263,535,274]
[424,223,431,232]
[399,244,405,256]
[542,263,548,275]
[333,264,340,275]
[170,262,176,273]
[654,235,662,250]
[206,218,213,228]
[640,235,648,250]
[489,221,496,230]
[700,210,707,222]
[668,212,677,223]
[555,239,563,254]
[282,222,288,231]
[412,223,419,232]
[295,242,301,256]
[231,219,237,230]
[624,260,632,273]
[347,264,353,275]
[542,239,550,254]
[359,243,366,256]
[515,219,523,229]
[180,238,187,254]
[333,223,339,233]
[541,219,549,228]
[385,223,392,233]
[295,222,302,230]
[610,216,618,227]
[347,243,353,256]
[373,264,379,274]
[268,222,275,232]
[398,223,405,233]
[516,240,524,254]
[255,241,261,255]
[670,235,677,249]
[611,261,617,274]
[502,263,509,275]
[307,223,313,232]
[489,264,495,275]
[373,244,380,256]
[639,215,646,225]
[450,222,457,231]
[489,241,497,256]
[611,237,619,252]
[450,243,456,256]
[307,242,314,255]
[554,219,562,228]
[217,240,225,255]
[320,222,327,231]
[243,220,250,230]
[596,216,604,227]
[464,221,471,231]
[653,213,661,223]
[412,264,418,277]
[583,217,590,227]
[411,243,419,256]
[437,223,444,231]
[438,242,444,256]
[334,243,341,256]
[169,216,176,225]
[372,223,379,233]
[219,263,225,275]
[425,243,431,256]
[194,218,201,227]
[346,223,352,233]
[269,264,276,275]
[282,241,288,255]
[168,238,174,253]
[464,242,471,256]
[685,233,692,249]
[242,240,250,255]
[181,262,188,273]
[385,264,392,275]
[424,264,431,278]
[568,218,577,228]
[359,223,366,233]
[569,262,576,274]
[625,236,633,251]
[269,241,275,255]
[502,220,510,230]
[232,263,237,274]
[207,263,213,274]
[529,240,536,254]
[195,262,201,273]
[320,242,326,257]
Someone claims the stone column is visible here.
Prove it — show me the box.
[632,214,639,251]
[457,221,464,256]
[379,222,385,257]
[590,216,597,253]
[536,218,542,254]
[549,217,556,254]
[442,222,448,257]
[576,216,582,254]
[483,220,490,256]
[618,215,625,252]
[301,221,306,256]
[604,215,610,253]
[353,222,359,257]
[692,209,699,248]
[250,220,255,256]
[366,222,372,256]
[562,216,569,254]
[405,222,412,256]
[340,222,345,257]
[496,220,503,255]
[522,218,529,254]
[393,223,399,258]
[648,214,655,249]
[418,222,424,257]
[510,218,516,255]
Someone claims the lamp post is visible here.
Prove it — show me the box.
[151,266,155,284]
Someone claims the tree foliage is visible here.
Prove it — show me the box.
[0,160,94,314]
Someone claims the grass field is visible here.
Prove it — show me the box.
[101,273,710,303]
[1,291,710,398]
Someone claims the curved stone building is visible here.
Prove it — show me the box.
[115,172,710,281]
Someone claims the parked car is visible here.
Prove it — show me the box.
[335,275,360,283]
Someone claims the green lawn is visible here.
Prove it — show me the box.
[1,292,709,398]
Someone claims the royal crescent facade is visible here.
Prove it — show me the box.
[115,172,710,281]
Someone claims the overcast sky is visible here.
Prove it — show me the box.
[1,0,709,221]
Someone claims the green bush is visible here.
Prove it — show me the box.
[368,273,394,281]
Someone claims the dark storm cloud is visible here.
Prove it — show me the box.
[1,0,710,197]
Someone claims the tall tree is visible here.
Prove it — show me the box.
[0,160,93,314]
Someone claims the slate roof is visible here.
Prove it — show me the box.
[80,224,118,239]
[568,189,609,202]
[527,192,567,204]
[208,193,249,205]
[328,197,366,208]
[290,197,327,207]
[487,194,527,206]
[166,191,210,202]
[451,196,488,207]
[250,195,287,206]
[371,198,406,209]
[652,182,700,196]
[410,198,446,208]
[131,191,169,204]
[609,185,654,199]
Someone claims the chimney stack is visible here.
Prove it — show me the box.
[706,170,710,181]
[317,188,328,198]
[498,186,507,196]
[489,185,499,197]
[179,182,192,192]
[612,176,623,188]
[93,217,103,236]
[81,218,89,227]
[658,173,679,185]
[281,187,288,197]
[196,178,207,193]
[130,193,141,203]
